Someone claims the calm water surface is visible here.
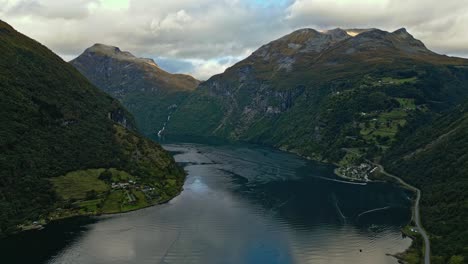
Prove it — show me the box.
[2,142,412,264]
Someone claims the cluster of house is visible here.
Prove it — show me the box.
[111,180,136,189]
[110,180,159,201]
[337,163,377,182]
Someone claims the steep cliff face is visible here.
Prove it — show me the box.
[71,44,200,135]
[108,106,134,130]
[0,20,184,235]
[168,28,468,160]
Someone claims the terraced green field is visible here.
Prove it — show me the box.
[49,168,161,219]
[51,169,109,200]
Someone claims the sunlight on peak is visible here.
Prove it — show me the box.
[346,31,360,37]
[320,28,359,37]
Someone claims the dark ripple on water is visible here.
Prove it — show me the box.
[2,143,412,264]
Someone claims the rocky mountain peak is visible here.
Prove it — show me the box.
[340,27,431,55]
[86,43,125,56]
[392,27,411,37]
[250,26,436,72]
[288,28,321,36]
[391,27,429,53]
[354,28,389,39]
[323,28,350,39]
[82,43,159,68]
[252,27,350,62]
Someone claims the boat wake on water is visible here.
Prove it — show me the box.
[314,176,368,186]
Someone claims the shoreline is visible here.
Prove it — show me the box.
[164,141,430,264]
[17,164,190,235]
[18,186,185,234]
[333,167,371,183]
[284,147,429,264]
[339,150,430,264]
[17,141,429,264]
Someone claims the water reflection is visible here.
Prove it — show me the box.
[2,143,412,264]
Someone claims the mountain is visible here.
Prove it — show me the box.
[166,27,468,262]
[0,20,185,236]
[71,44,200,135]
[168,28,468,159]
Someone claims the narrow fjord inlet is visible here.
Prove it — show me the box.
[2,142,412,264]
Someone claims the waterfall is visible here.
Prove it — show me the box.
[157,104,177,138]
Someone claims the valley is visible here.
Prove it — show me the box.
[1,142,414,264]
[69,27,468,263]
[0,9,467,264]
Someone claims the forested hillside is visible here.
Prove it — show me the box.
[0,20,184,236]
[385,102,468,263]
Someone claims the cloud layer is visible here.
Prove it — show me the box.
[2,0,468,79]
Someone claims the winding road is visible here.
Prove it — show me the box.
[342,149,430,264]
[374,163,430,264]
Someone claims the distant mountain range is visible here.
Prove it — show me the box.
[71,44,199,135]
[0,20,184,236]
[70,27,468,263]
[168,27,468,155]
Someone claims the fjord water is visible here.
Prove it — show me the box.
[2,142,412,264]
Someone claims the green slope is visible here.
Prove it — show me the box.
[169,28,468,161]
[0,20,184,236]
[167,27,468,262]
[384,103,468,263]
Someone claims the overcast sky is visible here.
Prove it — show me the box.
[1,0,468,80]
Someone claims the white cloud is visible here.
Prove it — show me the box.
[151,10,192,33]
[1,0,468,79]
[186,56,246,81]
[2,0,97,19]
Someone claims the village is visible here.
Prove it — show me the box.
[335,163,378,182]
[110,180,158,204]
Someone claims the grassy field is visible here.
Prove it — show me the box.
[381,76,418,84]
[121,191,149,211]
[50,169,109,200]
[396,98,416,109]
[49,168,156,217]
[338,150,363,167]
[76,199,102,214]
[101,190,125,213]
[359,107,409,145]
[100,190,150,213]
[108,168,135,182]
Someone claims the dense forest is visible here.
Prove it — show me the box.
[385,101,468,263]
[0,20,184,236]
